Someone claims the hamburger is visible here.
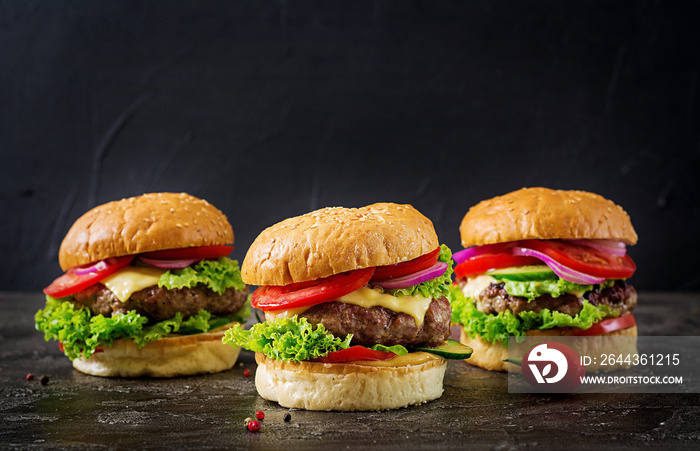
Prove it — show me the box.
[35,192,250,377]
[449,187,638,372]
[223,203,471,411]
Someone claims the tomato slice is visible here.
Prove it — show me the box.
[43,256,134,298]
[312,346,397,363]
[454,254,541,279]
[140,245,233,260]
[519,240,636,279]
[371,247,440,281]
[573,314,636,336]
[252,268,375,311]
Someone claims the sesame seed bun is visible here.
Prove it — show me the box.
[58,192,234,270]
[459,187,638,247]
[241,203,439,286]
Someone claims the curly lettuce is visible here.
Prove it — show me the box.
[222,316,410,362]
[448,285,620,344]
[159,257,246,294]
[382,244,454,299]
[223,316,353,363]
[35,296,250,360]
[498,277,615,301]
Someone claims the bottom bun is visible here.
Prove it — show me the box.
[254,352,447,411]
[72,323,242,378]
[460,324,638,373]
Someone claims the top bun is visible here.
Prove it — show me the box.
[59,193,233,270]
[460,187,638,247]
[242,203,439,286]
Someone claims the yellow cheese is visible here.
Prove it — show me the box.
[264,287,433,326]
[337,287,432,326]
[567,287,588,298]
[264,307,311,323]
[101,266,166,302]
[348,351,444,367]
[461,275,497,299]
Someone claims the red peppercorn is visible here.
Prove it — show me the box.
[247,420,260,432]
[243,368,251,377]
[255,410,264,420]
[26,373,35,381]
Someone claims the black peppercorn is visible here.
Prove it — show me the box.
[40,375,49,385]
[283,412,291,422]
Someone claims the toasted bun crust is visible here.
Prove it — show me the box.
[459,187,638,247]
[71,324,242,378]
[59,192,234,270]
[254,352,447,411]
[242,203,439,286]
[460,324,638,372]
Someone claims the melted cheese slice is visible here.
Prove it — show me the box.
[264,306,310,322]
[461,275,497,299]
[101,267,166,302]
[347,351,444,367]
[264,287,433,326]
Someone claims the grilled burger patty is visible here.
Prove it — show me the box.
[471,280,637,317]
[300,296,452,348]
[71,284,249,322]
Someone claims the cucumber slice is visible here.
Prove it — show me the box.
[487,265,556,281]
[414,339,473,359]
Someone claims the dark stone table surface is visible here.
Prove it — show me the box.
[1,292,699,450]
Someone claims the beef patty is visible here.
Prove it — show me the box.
[71,283,249,322]
[472,280,637,317]
[300,296,452,348]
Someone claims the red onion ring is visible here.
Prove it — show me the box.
[566,239,627,257]
[452,242,514,264]
[371,261,448,290]
[139,257,201,269]
[73,259,110,275]
[512,247,605,284]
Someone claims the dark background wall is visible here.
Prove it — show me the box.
[2,1,699,292]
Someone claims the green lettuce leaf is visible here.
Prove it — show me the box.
[222,316,352,363]
[499,278,615,301]
[383,244,454,299]
[370,343,409,356]
[35,296,250,361]
[159,257,245,294]
[448,285,620,344]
